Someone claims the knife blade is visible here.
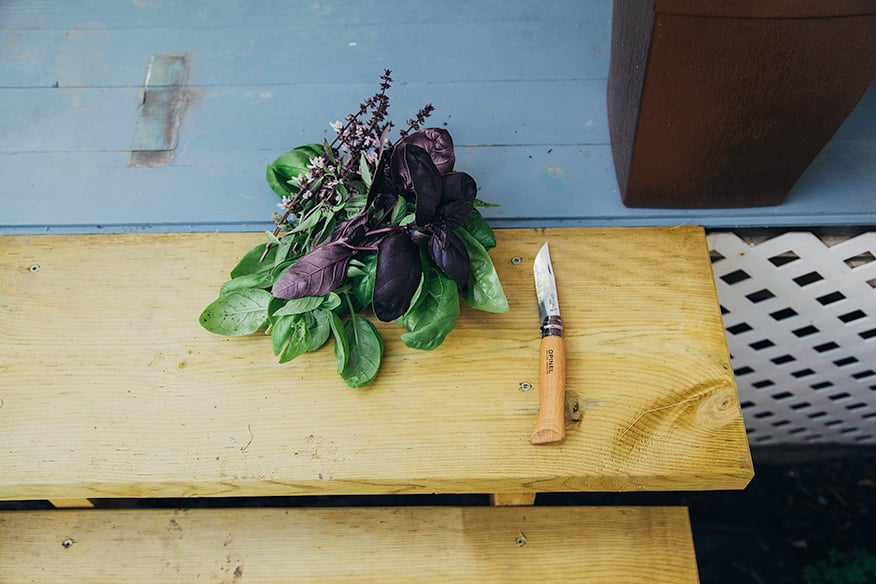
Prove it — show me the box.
[530,242,566,445]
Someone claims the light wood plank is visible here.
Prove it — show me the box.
[491,493,537,506]
[0,506,700,583]
[0,228,752,500]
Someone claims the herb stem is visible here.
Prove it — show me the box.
[365,226,405,238]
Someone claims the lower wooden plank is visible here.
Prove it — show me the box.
[491,493,537,506]
[0,506,699,583]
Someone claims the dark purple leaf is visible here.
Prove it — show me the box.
[429,229,470,289]
[329,214,369,246]
[373,232,422,321]
[403,144,443,226]
[438,172,477,230]
[272,243,354,299]
[390,128,455,191]
[370,192,399,224]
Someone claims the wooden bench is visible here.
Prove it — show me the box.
[0,227,753,582]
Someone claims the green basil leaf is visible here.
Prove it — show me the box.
[272,295,325,317]
[342,193,366,217]
[359,152,373,189]
[457,228,509,313]
[265,230,282,246]
[390,195,409,225]
[323,139,336,164]
[329,311,349,374]
[199,288,271,336]
[351,252,377,308]
[266,165,294,198]
[273,238,294,269]
[291,207,325,233]
[278,318,308,363]
[332,183,349,211]
[341,316,384,388]
[269,144,323,185]
[219,272,273,296]
[322,292,342,311]
[267,296,288,325]
[303,309,332,352]
[400,263,459,350]
[461,208,497,250]
[231,243,277,278]
[271,314,298,356]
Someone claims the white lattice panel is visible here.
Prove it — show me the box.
[708,231,876,445]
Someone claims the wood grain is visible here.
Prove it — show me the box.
[530,335,567,445]
[0,227,753,500]
[0,506,700,583]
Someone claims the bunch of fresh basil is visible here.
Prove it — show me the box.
[200,125,508,388]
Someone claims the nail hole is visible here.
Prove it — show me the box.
[516,534,527,546]
[519,381,532,392]
[29,264,40,273]
[62,539,74,549]
[511,256,522,265]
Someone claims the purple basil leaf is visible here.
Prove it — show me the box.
[390,128,455,191]
[438,172,478,230]
[429,229,470,289]
[272,242,354,299]
[403,144,443,226]
[373,232,423,321]
[371,192,399,224]
[329,214,369,246]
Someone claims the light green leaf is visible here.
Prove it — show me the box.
[322,292,342,311]
[271,314,298,356]
[278,318,308,363]
[291,207,325,233]
[219,272,273,296]
[230,243,276,278]
[351,252,377,308]
[302,309,332,352]
[461,208,497,250]
[265,230,282,246]
[272,295,326,317]
[400,263,460,350]
[457,228,509,313]
[329,311,349,374]
[359,152,373,189]
[267,144,324,197]
[199,288,271,336]
[341,316,384,388]
[390,196,409,225]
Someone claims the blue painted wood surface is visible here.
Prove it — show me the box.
[1,0,873,233]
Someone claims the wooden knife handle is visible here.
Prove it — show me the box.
[530,334,566,445]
